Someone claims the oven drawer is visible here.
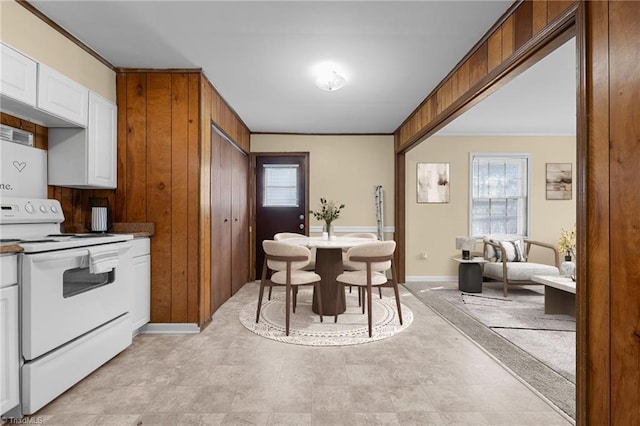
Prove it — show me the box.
[21,313,131,415]
[21,242,133,360]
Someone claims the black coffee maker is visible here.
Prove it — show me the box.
[85,197,113,233]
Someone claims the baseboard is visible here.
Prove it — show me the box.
[138,323,200,334]
[404,275,457,283]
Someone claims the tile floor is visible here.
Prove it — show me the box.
[23,283,572,425]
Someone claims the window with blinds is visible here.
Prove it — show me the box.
[469,153,530,238]
[263,164,299,207]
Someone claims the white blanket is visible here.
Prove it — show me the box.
[87,245,119,274]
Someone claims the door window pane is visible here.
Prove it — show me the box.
[263,164,298,207]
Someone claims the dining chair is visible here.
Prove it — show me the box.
[341,232,381,303]
[270,232,315,301]
[335,241,402,337]
[256,240,323,336]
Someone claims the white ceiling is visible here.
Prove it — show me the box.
[28,0,516,134]
[27,1,576,136]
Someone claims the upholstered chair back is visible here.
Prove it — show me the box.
[344,241,396,272]
[263,240,311,271]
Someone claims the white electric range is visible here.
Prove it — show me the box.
[0,197,134,418]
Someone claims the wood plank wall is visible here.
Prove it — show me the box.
[394,0,575,151]
[117,70,249,326]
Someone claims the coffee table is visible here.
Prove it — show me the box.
[532,275,576,317]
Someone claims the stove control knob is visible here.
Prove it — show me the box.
[50,205,59,213]
[25,203,34,214]
[40,205,48,213]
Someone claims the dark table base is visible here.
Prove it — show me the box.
[458,262,483,293]
[312,247,346,315]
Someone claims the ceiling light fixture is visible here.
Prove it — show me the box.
[315,70,346,92]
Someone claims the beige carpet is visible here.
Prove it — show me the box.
[239,288,412,346]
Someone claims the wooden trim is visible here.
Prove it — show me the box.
[116,68,202,74]
[251,132,394,137]
[394,150,406,283]
[17,0,115,71]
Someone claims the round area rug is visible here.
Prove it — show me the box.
[239,289,413,346]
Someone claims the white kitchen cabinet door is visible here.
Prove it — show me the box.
[130,239,150,333]
[48,92,117,188]
[87,92,117,187]
[0,285,20,416]
[0,42,37,106]
[37,64,88,127]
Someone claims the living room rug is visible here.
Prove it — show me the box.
[239,288,413,346]
[404,281,576,419]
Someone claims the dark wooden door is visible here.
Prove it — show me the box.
[255,154,309,277]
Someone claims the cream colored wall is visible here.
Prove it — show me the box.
[0,0,116,101]
[405,135,576,279]
[251,134,395,237]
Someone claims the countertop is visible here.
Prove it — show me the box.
[0,223,154,254]
[62,222,155,237]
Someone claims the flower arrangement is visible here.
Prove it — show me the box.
[558,224,576,259]
[309,198,345,229]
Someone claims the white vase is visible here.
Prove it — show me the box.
[560,261,575,278]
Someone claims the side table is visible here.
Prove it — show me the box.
[451,257,488,293]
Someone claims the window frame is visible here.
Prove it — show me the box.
[468,152,532,238]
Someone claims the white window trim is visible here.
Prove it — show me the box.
[468,152,532,238]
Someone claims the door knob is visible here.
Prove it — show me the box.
[299,224,304,230]
[299,214,304,220]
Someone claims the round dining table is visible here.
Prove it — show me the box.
[284,236,376,315]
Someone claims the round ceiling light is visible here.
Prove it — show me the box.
[315,70,346,92]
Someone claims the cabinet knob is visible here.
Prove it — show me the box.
[224,219,228,223]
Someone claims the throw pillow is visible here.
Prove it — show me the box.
[496,240,524,262]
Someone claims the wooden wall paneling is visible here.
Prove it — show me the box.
[200,76,212,324]
[170,73,189,323]
[468,41,489,88]
[394,150,406,282]
[501,15,515,60]
[548,0,573,23]
[533,0,548,34]
[514,0,533,51]
[187,73,200,324]
[457,61,470,99]
[125,73,148,222]
[487,28,503,72]
[583,2,611,422]
[33,124,47,151]
[146,73,173,323]
[115,73,128,223]
[609,2,640,423]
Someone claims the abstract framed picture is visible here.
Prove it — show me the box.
[546,163,572,200]
[417,162,450,203]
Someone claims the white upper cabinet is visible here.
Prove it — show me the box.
[0,42,37,106]
[87,92,117,187]
[37,64,89,127]
[48,92,117,189]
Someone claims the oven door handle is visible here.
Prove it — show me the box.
[30,242,133,263]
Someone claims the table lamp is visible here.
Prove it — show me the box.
[456,236,476,260]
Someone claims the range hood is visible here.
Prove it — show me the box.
[0,124,34,146]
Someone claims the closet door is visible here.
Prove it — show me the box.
[231,148,249,294]
[210,130,231,313]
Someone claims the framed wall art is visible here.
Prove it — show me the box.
[546,163,572,200]
[417,162,450,203]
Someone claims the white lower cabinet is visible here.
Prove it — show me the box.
[130,238,151,333]
[1,255,19,417]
